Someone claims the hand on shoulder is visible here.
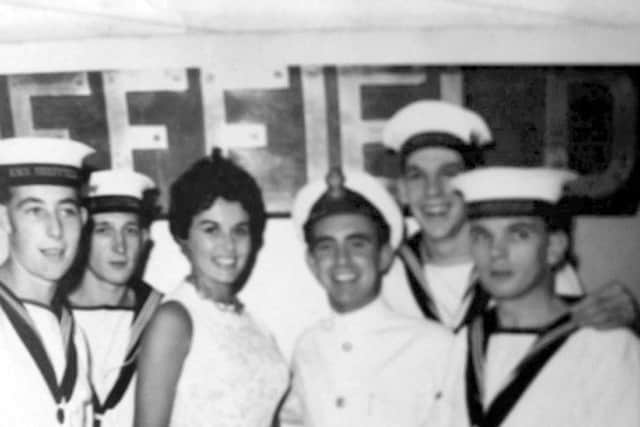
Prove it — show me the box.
[570,281,640,333]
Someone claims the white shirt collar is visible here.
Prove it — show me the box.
[331,297,390,332]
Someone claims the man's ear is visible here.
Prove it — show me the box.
[547,230,569,268]
[394,178,408,206]
[378,243,394,274]
[141,228,151,243]
[0,205,12,235]
[305,250,320,278]
[80,207,88,226]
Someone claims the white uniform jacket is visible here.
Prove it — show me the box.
[0,303,92,427]
[282,298,455,427]
[444,323,640,427]
[72,283,162,427]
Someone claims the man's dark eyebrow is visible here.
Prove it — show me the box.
[16,197,81,209]
[15,197,44,208]
[194,218,219,227]
[59,198,80,207]
[507,220,540,232]
[310,235,333,247]
[469,224,492,237]
[346,232,374,241]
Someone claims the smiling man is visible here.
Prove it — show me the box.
[381,100,639,333]
[67,169,162,427]
[282,168,453,427]
[0,137,95,426]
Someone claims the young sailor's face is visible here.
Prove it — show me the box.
[400,147,467,241]
[1,185,86,282]
[306,213,392,313]
[88,212,145,286]
[180,197,252,292]
[469,216,551,300]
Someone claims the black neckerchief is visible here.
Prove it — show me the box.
[457,279,491,333]
[465,307,579,427]
[0,280,78,424]
[399,232,490,331]
[91,281,162,426]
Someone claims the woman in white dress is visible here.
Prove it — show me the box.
[135,149,289,427]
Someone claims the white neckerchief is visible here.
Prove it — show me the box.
[424,260,475,327]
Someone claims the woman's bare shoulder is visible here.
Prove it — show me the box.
[142,301,193,353]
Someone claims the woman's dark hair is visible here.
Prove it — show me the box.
[169,148,267,251]
[139,188,162,229]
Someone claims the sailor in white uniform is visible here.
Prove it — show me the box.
[0,137,95,426]
[448,167,640,427]
[282,168,454,427]
[67,170,163,427]
[380,100,638,333]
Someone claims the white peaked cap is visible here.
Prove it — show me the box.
[88,169,155,200]
[292,170,404,249]
[382,100,492,151]
[451,166,578,218]
[86,169,156,213]
[0,137,95,187]
[0,137,94,166]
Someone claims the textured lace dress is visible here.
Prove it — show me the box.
[164,281,289,427]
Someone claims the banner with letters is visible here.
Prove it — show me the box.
[0,66,637,214]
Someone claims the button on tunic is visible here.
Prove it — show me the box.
[284,298,455,427]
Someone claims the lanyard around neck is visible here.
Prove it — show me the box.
[0,281,78,424]
[400,236,490,331]
[92,288,162,425]
[465,309,578,427]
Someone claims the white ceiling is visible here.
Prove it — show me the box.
[0,0,639,73]
[1,0,640,42]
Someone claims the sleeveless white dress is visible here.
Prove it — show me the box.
[164,281,289,427]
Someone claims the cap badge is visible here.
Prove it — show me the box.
[325,167,346,200]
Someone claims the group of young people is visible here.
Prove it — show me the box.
[0,99,638,427]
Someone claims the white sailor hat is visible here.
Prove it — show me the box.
[382,100,492,157]
[451,166,578,219]
[0,137,94,187]
[85,169,156,214]
[292,168,404,249]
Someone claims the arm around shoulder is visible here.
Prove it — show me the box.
[134,301,193,427]
[587,330,640,427]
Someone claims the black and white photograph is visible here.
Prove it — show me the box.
[0,1,639,426]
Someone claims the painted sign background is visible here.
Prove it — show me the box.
[0,66,637,214]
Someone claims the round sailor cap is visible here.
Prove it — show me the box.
[0,137,95,187]
[85,169,156,214]
[292,169,404,249]
[451,166,578,219]
[382,100,492,156]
